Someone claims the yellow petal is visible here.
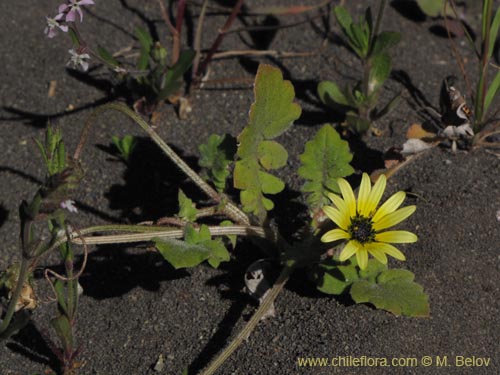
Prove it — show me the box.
[366,244,388,264]
[371,242,406,261]
[339,240,358,261]
[372,191,406,222]
[357,173,372,216]
[364,174,386,216]
[326,193,350,229]
[375,230,418,243]
[372,205,416,231]
[337,177,356,218]
[321,228,350,243]
[356,246,368,270]
[322,206,349,230]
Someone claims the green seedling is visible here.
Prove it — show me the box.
[111,134,137,162]
[318,0,401,133]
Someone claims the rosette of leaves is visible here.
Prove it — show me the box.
[318,3,401,133]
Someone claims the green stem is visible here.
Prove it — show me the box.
[0,257,30,335]
[73,102,249,225]
[199,265,293,375]
[369,0,387,53]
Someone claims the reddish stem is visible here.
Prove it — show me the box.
[195,0,245,80]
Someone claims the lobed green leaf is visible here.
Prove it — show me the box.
[177,189,197,222]
[298,125,354,209]
[234,64,301,221]
[351,269,430,317]
[198,134,236,192]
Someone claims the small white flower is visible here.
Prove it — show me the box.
[60,199,78,213]
[45,13,68,38]
[67,49,91,71]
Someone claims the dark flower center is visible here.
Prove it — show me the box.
[348,215,375,243]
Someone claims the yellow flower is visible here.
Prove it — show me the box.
[320,173,417,270]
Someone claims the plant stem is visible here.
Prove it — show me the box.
[173,0,187,65]
[199,265,293,375]
[195,0,245,81]
[192,0,209,80]
[73,102,249,225]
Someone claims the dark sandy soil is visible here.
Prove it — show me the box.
[1,0,499,374]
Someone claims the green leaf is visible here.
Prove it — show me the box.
[313,257,386,295]
[136,48,150,71]
[258,140,288,170]
[371,31,401,56]
[177,189,197,222]
[111,135,137,161]
[198,134,236,192]
[135,26,153,52]
[317,81,350,108]
[416,0,446,17]
[334,6,354,39]
[220,220,237,248]
[368,52,391,95]
[184,224,229,268]
[68,28,81,47]
[97,46,119,67]
[313,258,361,295]
[349,23,369,57]
[484,69,500,114]
[351,269,430,317]
[489,7,500,59]
[54,279,69,316]
[157,49,196,100]
[51,315,74,352]
[154,238,210,269]
[298,125,354,209]
[234,64,301,221]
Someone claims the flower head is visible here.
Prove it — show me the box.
[58,0,94,22]
[321,173,417,270]
[67,48,91,71]
[44,13,68,38]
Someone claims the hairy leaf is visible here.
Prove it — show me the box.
[234,64,301,221]
[198,134,236,192]
[298,125,354,209]
[368,52,391,95]
[351,269,430,317]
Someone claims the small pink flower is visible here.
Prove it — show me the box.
[60,199,78,213]
[44,13,68,38]
[67,48,91,71]
[58,0,94,23]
